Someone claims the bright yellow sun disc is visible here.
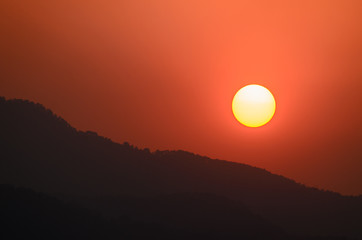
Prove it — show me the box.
[232,84,276,128]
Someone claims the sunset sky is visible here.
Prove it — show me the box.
[1,0,362,195]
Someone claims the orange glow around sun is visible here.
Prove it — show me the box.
[232,85,276,128]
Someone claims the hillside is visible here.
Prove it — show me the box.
[1,96,362,238]
[1,185,291,240]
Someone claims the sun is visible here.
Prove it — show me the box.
[232,84,276,128]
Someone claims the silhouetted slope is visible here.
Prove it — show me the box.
[1,97,362,238]
[0,185,115,240]
[0,185,289,240]
[79,193,287,238]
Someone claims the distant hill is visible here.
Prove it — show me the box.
[1,96,362,239]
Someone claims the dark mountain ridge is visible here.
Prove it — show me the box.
[1,96,362,238]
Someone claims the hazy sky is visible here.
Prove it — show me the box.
[1,0,362,195]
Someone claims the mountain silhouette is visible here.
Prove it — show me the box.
[2,184,294,240]
[1,184,111,240]
[2,185,291,240]
[1,96,362,239]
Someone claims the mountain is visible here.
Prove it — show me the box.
[2,185,293,240]
[0,184,111,240]
[1,96,362,239]
[1,185,291,240]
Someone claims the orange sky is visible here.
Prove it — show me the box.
[1,0,362,195]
